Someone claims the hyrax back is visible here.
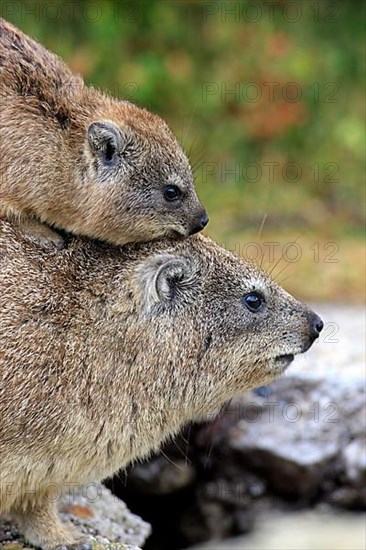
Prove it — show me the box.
[0,218,323,548]
[0,18,207,245]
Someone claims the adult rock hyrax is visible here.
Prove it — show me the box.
[0,18,208,245]
[0,218,323,549]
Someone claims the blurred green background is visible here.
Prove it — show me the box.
[2,0,365,302]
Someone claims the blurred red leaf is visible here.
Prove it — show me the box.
[266,32,292,58]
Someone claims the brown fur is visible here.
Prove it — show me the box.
[0,19,207,246]
[0,218,322,548]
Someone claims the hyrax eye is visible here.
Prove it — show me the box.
[243,292,264,312]
[164,185,181,201]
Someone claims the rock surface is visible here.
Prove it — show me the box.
[0,485,151,549]
[227,372,365,505]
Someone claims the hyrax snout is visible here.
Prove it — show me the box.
[0,18,207,245]
[0,219,322,549]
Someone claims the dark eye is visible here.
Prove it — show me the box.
[243,292,264,312]
[164,185,181,201]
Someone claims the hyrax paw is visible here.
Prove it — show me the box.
[30,226,65,249]
[20,218,65,248]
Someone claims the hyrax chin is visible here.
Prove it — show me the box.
[0,18,208,246]
[0,219,323,549]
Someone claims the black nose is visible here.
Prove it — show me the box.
[310,313,324,340]
[199,212,209,229]
[189,212,209,235]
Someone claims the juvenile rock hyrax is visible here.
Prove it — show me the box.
[0,19,207,245]
[0,218,323,549]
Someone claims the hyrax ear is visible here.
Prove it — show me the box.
[87,120,125,165]
[135,254,198,311]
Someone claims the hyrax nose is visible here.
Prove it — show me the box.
[189,212,209,235]
[309,312,324,341]
[199,212,209,229]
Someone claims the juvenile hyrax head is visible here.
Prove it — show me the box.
[82,103,208,245]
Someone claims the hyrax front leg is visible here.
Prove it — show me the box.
[13,497,92,550]
[0,203,64,247]
[18,217,65,248]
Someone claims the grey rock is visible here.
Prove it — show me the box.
[343,438,366,485]
[227,373,365,502]
[0,485,151,549]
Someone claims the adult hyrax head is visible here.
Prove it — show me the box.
[0,18,208,244]
[0,219,323,548]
